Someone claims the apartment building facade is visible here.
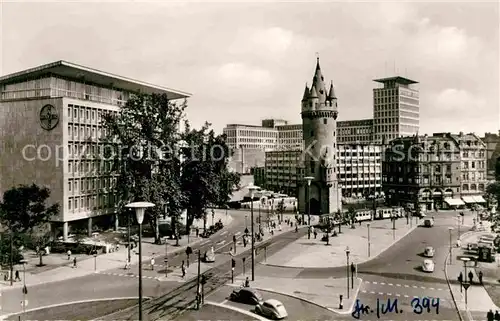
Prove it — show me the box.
[0,60,190,240]
[482,131,500,180]
[383,133,487,211]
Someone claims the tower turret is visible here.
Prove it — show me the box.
[299,57,341,216]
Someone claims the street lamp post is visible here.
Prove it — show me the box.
[126,201,155,321]
[367,223,371,257]
[461,257,471,308]
[20,259,27,318]
[448,227,453,265]
[248,184,260,281]
[127,210,131,264]
[304,177,314,226]
[457,214,461,239]
[345,247,350,299]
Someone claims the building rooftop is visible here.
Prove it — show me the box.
[0,60,191,100]
[373,76,418,85]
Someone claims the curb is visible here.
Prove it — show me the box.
[206,301,268,321]
[444,249,465,321]
[0,296,148,320]
[226,277,363,315]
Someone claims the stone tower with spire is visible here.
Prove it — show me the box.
[298,57,342,215]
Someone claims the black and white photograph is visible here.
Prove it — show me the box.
[0,1,499,320]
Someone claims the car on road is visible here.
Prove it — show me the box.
[229,288,263,305]
[204,247,216,263]
[423,246,435,257]
[422,259,435,272]
[255,299,288,319]
[423,218,434,227]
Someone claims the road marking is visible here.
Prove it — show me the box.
[221,299,228,304]
[370,291,375,294]
[372,281,378,284]
[361,290,367,293]
[235,232,242,236]
[200,240,210,246]
[396,284,401,287]
[421,286,426,289]
[388,283,393,286]
[387,293,392,296]
[404,295,409,298]
[378,292,384,295]
[221,231,228,236]
[404,285,409,287]
[395,294,400,297]
[413,285,418,288]
[380,282,386,285]
[429,287,435,290]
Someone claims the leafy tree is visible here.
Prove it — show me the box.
[181,122,237,232]
[0,184,58,268]
[100,93,187,244]
[0,184,59,234]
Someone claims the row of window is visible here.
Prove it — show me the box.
[68,160,114,176]
[68,125,109,142]
[68,177,117,194]
[68,193,116,211]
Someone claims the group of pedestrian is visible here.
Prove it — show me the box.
[486,309,500,321]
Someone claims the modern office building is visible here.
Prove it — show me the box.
[373,76,420,143]
[263,144,382,201]
[383,132,487,211]
[337,119,374,144]
[0,60,190,240]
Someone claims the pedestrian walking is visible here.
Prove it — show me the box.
[73,257,77,268]
[314,230,318,239]
[125,259,131,270]
[479,270,483,285]
[181,260,186,278]
[468,270,474,284]
[244,277,250,287]
[278,223,282,231]
[243,236,247,248]
[67,250,72,260]
[150,258,155,270]
[495,310,500,321]
[14,270,20,282]
[487,309,494,321]
[196,227,199,237]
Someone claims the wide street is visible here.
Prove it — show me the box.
[0,210,255,315]
[186,211,467,321]
[3,210,475,321]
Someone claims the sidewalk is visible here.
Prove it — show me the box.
[227,275,362,314]
[446,230,499,315]
[262,218,417,268]
[0,210,233,290]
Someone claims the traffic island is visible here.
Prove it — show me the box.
[227,275,362,314]
[262,219,417,268]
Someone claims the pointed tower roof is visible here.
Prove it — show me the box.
[309,84,318,98]
[327,81,337,99]
[302,83,310,101]
[311,57,326,101]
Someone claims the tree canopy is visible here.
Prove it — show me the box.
[100,93,239,243]
[0,184,59,234]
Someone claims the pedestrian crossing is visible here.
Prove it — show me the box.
[362,280,448,292]
[97,271,161,280]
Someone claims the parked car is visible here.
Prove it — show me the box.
[422,259,435,273]
[255,299,288,319]
[229,288,263,305]
[204,247,216,263]
[423,246,435,257]
[423,218,434,227]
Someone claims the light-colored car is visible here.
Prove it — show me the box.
[423,246,435,257]
[422,259,435,273]
[204,247,215,263]
[255,299,288,319]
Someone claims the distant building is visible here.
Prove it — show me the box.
[337,119,374,144]
[383,132,487,211]
[482,131,500,180]
[373,76,420,143]
[0,60,190,240]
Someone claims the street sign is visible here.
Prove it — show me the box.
[462,283,470,290]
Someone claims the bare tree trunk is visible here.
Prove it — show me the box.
[186,214,194,235]
[39,252,43,266]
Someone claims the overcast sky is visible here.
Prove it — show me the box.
[1,1,498,136]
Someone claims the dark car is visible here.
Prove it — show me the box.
[229,288,263,305]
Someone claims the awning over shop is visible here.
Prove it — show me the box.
[445,198,465,206]
[461,196,476,204]
[473,195,487,203]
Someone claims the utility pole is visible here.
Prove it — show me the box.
[196,250,201,309]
